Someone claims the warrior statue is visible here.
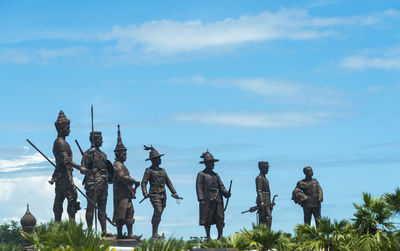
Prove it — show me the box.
[80,131,113,236]
[292,166,323,227]
[51,110,81,221]
[256,161,275,228]
[196,150,231,240]
[113,125,141,239]
[141,145,181,239]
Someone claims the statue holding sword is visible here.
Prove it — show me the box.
[141,145,182,239]
[112,125,141,239]
[196,150,231,241]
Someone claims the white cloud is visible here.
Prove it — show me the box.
[175,110,332,128]
[0,46,88,64]
[183,77,343,105]
[99,8,398,54]
[0,153,48,172]
[340,45,400,70]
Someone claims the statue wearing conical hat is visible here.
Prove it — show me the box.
[80,130,113,236]
[141,145,181,239]
[196,150,231,240]
[112,125,141,239]
[52,110,81,221]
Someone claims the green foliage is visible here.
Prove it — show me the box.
[21,220,112,251]
[352,192,394,234]
[0,221,22,245]
[295,217,354,251]
[0,243,24,251]
[202,233,251,250]
[241,223,294,251]
[384,187,400,213]
[136,237,194,251]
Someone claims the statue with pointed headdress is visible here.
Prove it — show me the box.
[52,110,81,221]
[141,145,180,239]
[196,150,231,240]
[112,125,141,239]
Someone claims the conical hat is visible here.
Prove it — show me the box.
[55,110,70,125]
[114,125,127,152]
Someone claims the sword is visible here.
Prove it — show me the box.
[26,139,116,226]
[224,180,233,212]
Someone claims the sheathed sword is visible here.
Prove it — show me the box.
[224,180,233,212]
[26,138,116,227]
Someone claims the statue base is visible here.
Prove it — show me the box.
[104,236,141,247]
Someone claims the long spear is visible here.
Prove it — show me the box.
[26,139,116,226]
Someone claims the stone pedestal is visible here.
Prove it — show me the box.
[104,236,141,248]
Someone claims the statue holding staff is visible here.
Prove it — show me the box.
[51,110,81,221]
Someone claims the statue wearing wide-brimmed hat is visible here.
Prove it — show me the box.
[112,125,141,239]
[196,150,231,240]
[141,145,181,239]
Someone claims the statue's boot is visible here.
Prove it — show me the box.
[205,225,211,241]
[54,212,62,222]
[217,225,223,239]
[116,224,124,239]
[126,223,142,240]
[152,223,162,239]
[100,220,113,237]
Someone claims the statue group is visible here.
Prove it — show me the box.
[29,109,324,240]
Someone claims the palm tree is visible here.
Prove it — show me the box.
[202,233,251,251]
[352,192,394,235]
[384,187,400,213]
[294,217,353,251]
[241,223,294,251]
[21,220,112,251]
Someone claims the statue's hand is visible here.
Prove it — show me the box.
[134,180,140,187]
[143,193,149,198]
[226,191,231,198]
[171,193,180,199]
[80,166,88,175]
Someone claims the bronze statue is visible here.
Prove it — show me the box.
[141,145,181,239]
[51,110,81,221]
[80,130,113,236]
[292,166,323,227]
[113,125,141,239]
[256,161,276,228]
[196,150,231,240]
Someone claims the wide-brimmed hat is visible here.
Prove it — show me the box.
[114,125,127,152]
[199,150,219,164]
[144,145,165,161]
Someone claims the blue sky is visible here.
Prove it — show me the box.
[0,0,400,239]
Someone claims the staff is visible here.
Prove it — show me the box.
[26,138,116,226]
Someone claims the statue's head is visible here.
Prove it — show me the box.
[144,145,164,166]
[303,166,313,177]
[258,161,269,174]
[90,131,103,147]
[114,125,127,161]
[200,150,219,169]
[54,110,70,136]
